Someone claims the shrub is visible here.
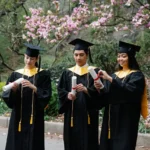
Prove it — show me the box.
[0,82,5,93]
[44,81,58,120]
[0,82,6,99]
[138,117,150,133]
[0,82,11,115]
[0,98,10,115]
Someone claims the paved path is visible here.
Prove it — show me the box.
[0,126,149,150]
[0,126,63,150]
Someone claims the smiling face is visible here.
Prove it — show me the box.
[73,50,88,67]
[117,53,129,68]
[24,54,38,69]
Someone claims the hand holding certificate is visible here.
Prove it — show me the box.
[3,78,24,91]
[88,67,104,89]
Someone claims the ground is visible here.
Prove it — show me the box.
[136,147,150,150]
[0,126,150,150]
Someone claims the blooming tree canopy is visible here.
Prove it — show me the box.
[22,0,150,44]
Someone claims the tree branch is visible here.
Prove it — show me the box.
[21,3,28,16]
[136,0,150,10]
[51,35,70,66]
[8,47,24,56]
[0,53,14,71]
[115,15,132,22]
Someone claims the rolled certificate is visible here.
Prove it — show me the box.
[88,67,104,89]
[3,78,24,91]
[71,76,77,95]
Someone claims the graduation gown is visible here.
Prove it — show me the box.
[99,71,145,150]
[57,65,101,150]
[2,69,51,150]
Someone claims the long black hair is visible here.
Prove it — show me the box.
[35,55,41,73]
[115,53,140,71]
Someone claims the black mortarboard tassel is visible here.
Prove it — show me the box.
[69,38,94,63]
[119,41,140,57]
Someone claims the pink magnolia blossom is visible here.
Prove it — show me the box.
[111,0,117,5]
[132,4,150,28]
[98,17,107,25]
[52,0,60,11]
[26,38,31,42]
[122,25,129,31]
[84,24,89,28]
[24,16,30,20]
[79,0,85,4]
[29,8,43,16]
[73,31,78,35]
[22,2,113,44]
[50,39,57,43]
[146,22,150,28]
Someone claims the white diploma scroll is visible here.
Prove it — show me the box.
[88,67,104,89]
[3,78,24,91]
[71,76,77,95]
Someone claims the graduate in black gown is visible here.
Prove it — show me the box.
[94,41,148,150]
[2,43,51,150]
[57,39,103,150]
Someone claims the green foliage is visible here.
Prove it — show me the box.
[44,81,58,120]
[138,117,150,133]
[92,40,118,74]
[0,82,5,92]
[49,59,73,81]
[0,82,5,97]
[136,29,150,76]
[0,98,10,115]
[0,82,10,115]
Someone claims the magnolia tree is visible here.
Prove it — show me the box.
[21,0,113,44]
[21,0,150,45]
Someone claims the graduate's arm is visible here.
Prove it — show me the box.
[87,68,108,108]
[2,72,19,109]
[111,72,144,93]
[87,79,109,109]
[86,68,104,96]
[57,71,72,114]
[87,78,106,97]
[110,71,145,103]
[35,70,52,109]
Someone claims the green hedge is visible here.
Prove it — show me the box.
[44,81,58,120]
[0,82,10,115]
[0,82,5,93]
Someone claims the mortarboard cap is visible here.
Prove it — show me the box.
[119,41,140,57]
[24,43,43,72]
[69,38,94,52]
[24,43,43,57]
[69,38,94,63]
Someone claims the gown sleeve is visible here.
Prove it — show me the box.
[57,70,71,114]
[108,71,145,104]
[2,72,20,109]
[87,68,109,109]
[35,70,52,109]
[87,80,109,109]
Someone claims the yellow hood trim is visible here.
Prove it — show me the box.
[68,65,96,76]
[141,81,149,119]
[115,70,148,119]
[15,68,43,77]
